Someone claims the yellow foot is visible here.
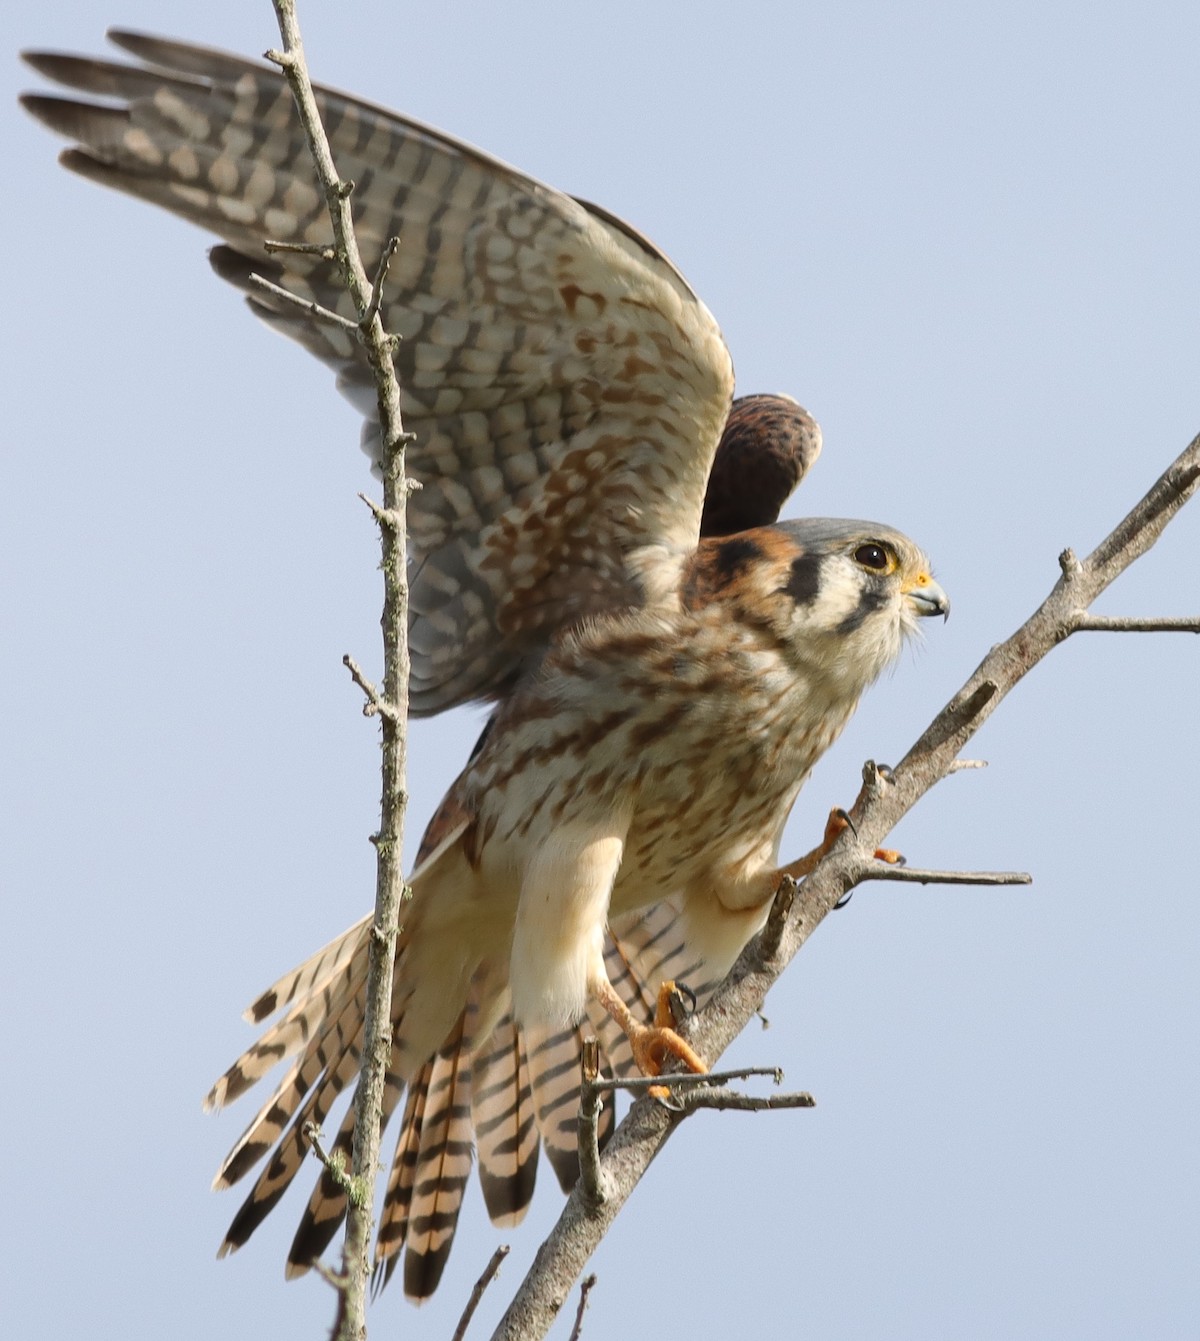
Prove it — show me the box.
[630,981,707,1100]
[590,973,708,1100]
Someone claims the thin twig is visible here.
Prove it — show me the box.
[948,758,988,772]
[357,489,414,528]
[247,270,361,333]
[365,236,400,327]
[855,865,1032,887]
[586,1064,784,1096]
[451,1245,511,1341]
[1071,614,1200,633]
[302,1120,352,1194]
[759,875,798,960]
[566,1275,597,1341]
[343,653,401,724]
[678,1088,816,1114]
[311,1256,350,1291]
[263,237,336,259]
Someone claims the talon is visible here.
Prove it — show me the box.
[655,979,697,1028]
[649,1084,685,1108]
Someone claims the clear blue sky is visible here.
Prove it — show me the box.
[5,2,1199,1338]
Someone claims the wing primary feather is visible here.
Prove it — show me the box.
[22,31,735,713]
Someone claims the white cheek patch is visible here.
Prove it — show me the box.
[785,557,906,689]
[792,557,867,631]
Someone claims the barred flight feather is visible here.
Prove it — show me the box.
[22,30,736,716]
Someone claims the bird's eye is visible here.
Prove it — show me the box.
[854,542,893,572]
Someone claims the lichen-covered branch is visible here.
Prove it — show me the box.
[264,4,412,1338]
[489,429,1200,1341]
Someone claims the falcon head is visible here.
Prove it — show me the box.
[684,517,948,696]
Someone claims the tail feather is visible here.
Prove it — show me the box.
[373,1061,431,1291]
[243,914,371,1025]
[524,1018,613,1193]
[286,1044,409,1275]
[211,1053,304,1190]
[402,1007,478,1300]
[610,896,708,1003]
[206,932,371,1113]
[223,946,427,1231]
[219,993,367,1256]
[471,1014,539,1227]
[205,857,708,1293]
[213,979,366,1190]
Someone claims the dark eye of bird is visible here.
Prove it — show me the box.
[854,542,890,571]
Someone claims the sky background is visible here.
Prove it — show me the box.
[4,2,1199,1338]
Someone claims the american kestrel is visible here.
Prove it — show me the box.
[23,32,949,1299]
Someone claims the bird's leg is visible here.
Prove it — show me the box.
[774,807,904,885]
[590,972,708,1082]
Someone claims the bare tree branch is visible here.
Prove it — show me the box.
[857,866,1032,887]
[678,1088,816,1114]
[577,1040,611,1210]
[1070,615,1200,633]
[488,429,1200,1341]
[263,237,337,259]
[264,4,413,1337]
[566,1275,597,1341]
[451,1246,511,1341]
[247,269,362,334]
[587,1065,787,1096]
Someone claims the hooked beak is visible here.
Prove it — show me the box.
[903,572,950,621]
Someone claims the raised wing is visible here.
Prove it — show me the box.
[22,31,735,714]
